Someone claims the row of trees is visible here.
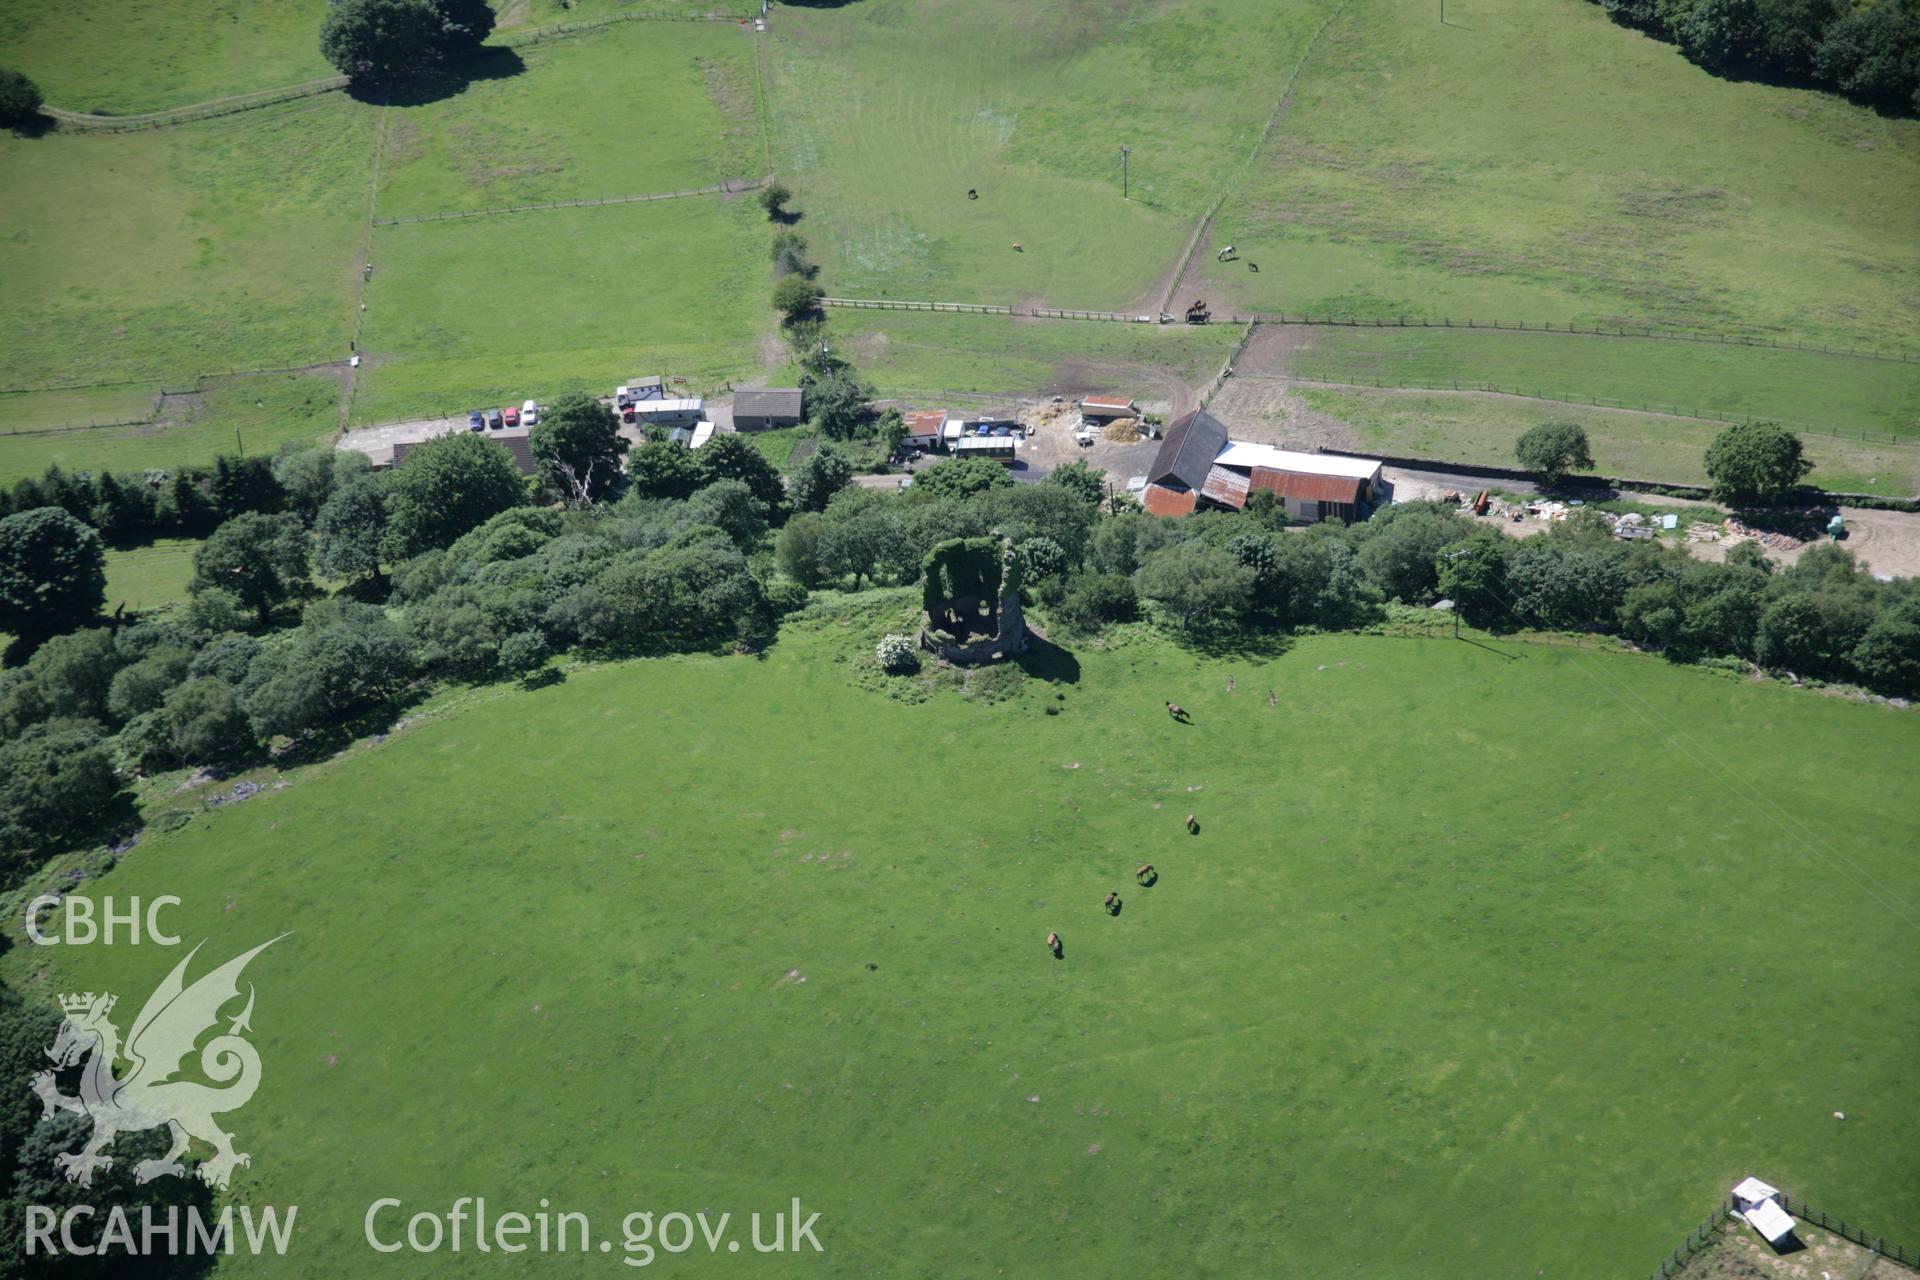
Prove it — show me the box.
[758,186,903,450]
[1515,419,1817,506]
[1595,0,1920,112]
[2,405,1915,864]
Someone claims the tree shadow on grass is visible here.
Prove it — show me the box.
[1015,633,1080,685]
[347,47,527,108]
[1169,625,1294,661]
[7,112,56,140]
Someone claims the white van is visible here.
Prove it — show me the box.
[521,399,539,426]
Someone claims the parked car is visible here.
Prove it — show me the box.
[467,410,484,431]
[486,409,504,430]
[503,405,520,427]
[521,399,539,427]
[621,406,638,424]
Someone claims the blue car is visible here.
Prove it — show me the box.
[467,410,484,431]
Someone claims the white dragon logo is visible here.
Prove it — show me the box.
[31,936,285,1190]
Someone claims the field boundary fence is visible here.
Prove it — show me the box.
[1645,1197,1734,1279]
[1234,373,1908,444]
[1198,320,1258,409]
[0,364,346,437]
[42,9,754,132]
[43,76,351,132]
[1156,0,1353,319]
[822,300,1919,365]
[1776,1194,1920,1267]
[1316,444,1916,507]
[1644,1192,1920,1279]
[373,177,770,226]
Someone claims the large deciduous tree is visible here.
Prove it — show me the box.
[531,392,628,505]
[0,68,41,127]
[1514,420,1596,488]
[383,431,528,559]
[695,434,787,514]
[1134,543,1255,630]
[0,509,106,643]
[1704,422,1813,505]
[191,513,311,627]
[789,446,853,513]
[319,0,496,84]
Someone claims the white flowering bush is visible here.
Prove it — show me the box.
[876,633,919,674]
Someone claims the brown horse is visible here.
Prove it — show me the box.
[1166,701,1190,723]
[1135,863,1154,883]
[1045,931,1062,957]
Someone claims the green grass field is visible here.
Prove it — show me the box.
[1288,388,1920,497]
[101,538,202,614]
[0,0,332,114]
[0,373,341,484]
[1202,0,1920,346]
[11,611,1915,1277]
[838,312,1239,400]
[352,197,769,424]
[0,95,375,389]
[768,0,1334,310]
[1271,327,1920,441]
[0,385,159,434]
[377,23,761,218]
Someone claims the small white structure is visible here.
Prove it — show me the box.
[1732,1178,1796,1247]
[688,421,715,450]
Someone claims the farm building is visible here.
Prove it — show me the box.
[1141,409,1381,523]
[1078,395,1138,423]
[391,432,538,478]
[618,376,664,404]
[631,397,705,428]
[902,410,949,450]
[955,434,1017,464]
[733,387,805,430]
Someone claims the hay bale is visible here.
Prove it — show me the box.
[1102,417,1142,443]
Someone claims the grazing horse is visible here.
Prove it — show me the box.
[1165,701,1189,722]
[1104,891,1120,915]
[1011,243,1023,252]
[1045,931,1062,957]
[1135,863,1155,884]
[1185,812,1198,834]
[1267,689,1277,707]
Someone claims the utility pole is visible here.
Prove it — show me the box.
[1119,146,1132,200]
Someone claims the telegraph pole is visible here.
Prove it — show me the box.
[1119,146,1132,200]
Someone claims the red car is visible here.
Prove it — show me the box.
[502,405,520,427]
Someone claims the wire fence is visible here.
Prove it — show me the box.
[43,76,351,133]
[1643,1191,1920,1279]
[373,177,770,226]
[494,8,755,52]
[821,298,1919,364]
[1156,0,1352,319]
[1261,374,1907,443]
[1646,1197,1733,1280]
[0,364,345,436]
[1777,1194,1920,1268]
[1199,320,1258,410]
[41,9,754,133]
